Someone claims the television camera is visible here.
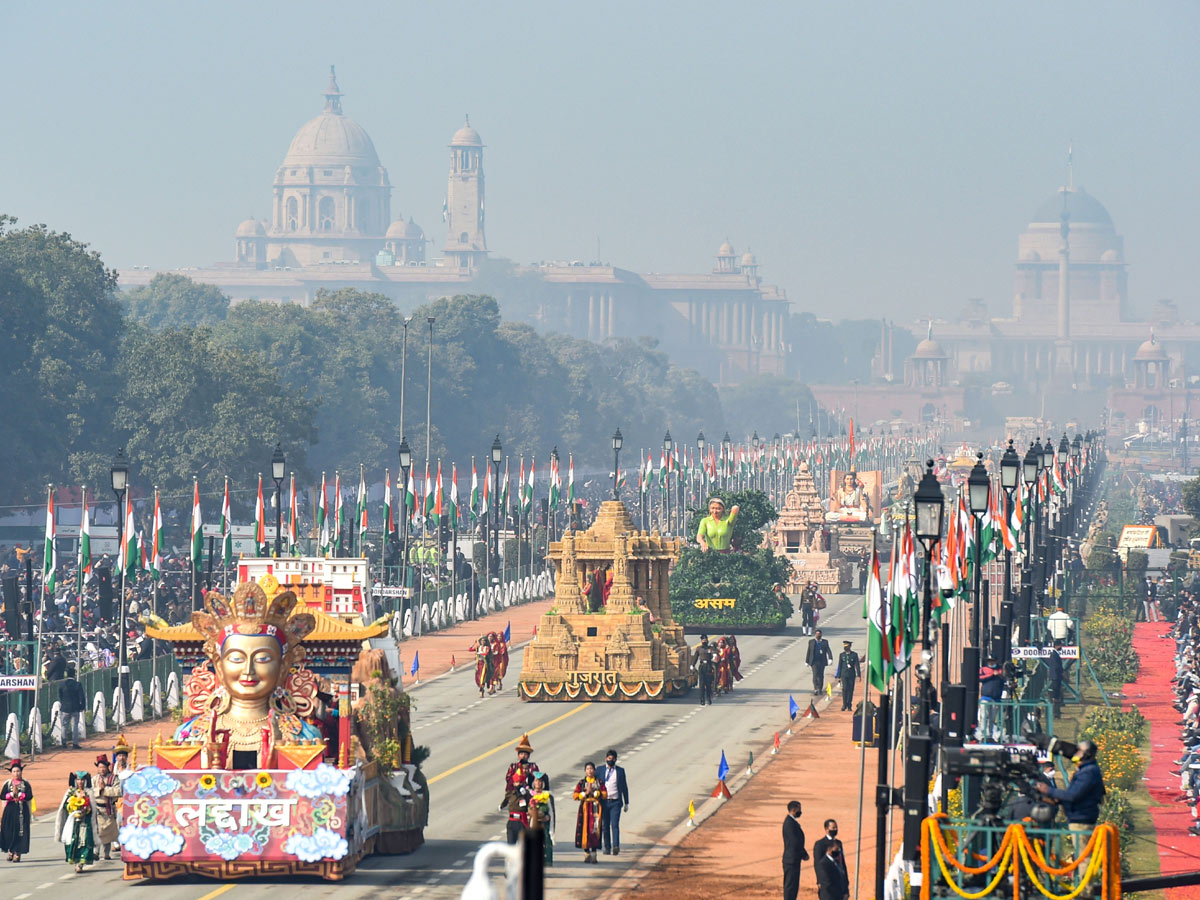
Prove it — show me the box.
[941,743,1058,826]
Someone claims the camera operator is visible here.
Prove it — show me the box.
[1035,739,1105,854]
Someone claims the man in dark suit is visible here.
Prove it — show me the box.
[836,641,862,711]
[806,629,833,694]
[815,828,849,900]
[811,818,839,865]
[782,800,808,900]
[600,748,630,855]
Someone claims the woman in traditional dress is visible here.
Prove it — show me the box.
[55,771,97,872]
[0,759,32,862]
[696,497,740,552]
[529,772,555,867]
[573,762,606,864]
[715,638,732,693]
[469,634,493,698]
[728,635,744,683]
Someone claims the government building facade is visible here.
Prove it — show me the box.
[120,69,789,384]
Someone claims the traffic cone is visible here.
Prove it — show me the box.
[772,732,781,755]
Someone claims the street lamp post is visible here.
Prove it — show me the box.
[967,453,990,650]
[612,429,624,502]
[999,439,1020,616]
[914,460,945,722]
[1021,441,1040,643]
[110,449,130,708]
[398,438,412,592]
[491,436,503,575]
[550,446,560,544]
[1039,438,1054,606]
[662,430,672,531]
[272,443,285,558]
[696,431,706,512]
[721,433,732,489]
[751,431,760,491]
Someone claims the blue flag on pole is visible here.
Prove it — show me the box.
[788,695,799,720]
[717,750,729,782]
[410,652,419,676]
[503,621,511,642]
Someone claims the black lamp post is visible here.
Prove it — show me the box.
[491,436,503,572]
[271,443,285,558]
[1039,438,1054,601]
[999,439,1020,613]
[914,460,945,717]
[110,448,130,707]
[696,431,706,516]
[612,428,624,501]
[662,430,671,529]
[751,431,760,491]
[967,453,990,650]
[722,432,732,488]
[398,437,412,589]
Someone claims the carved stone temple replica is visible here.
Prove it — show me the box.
[769,461,849,594]
[518,500,691,701]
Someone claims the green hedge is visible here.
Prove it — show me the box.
[669,546,793,629]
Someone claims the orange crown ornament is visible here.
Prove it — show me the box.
[191,582,316,669]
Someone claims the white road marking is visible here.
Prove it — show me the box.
[14,894,31,899]
[36,884,54,891]
[58,874,74,880]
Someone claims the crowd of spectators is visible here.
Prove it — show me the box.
[1169,591,1200,836]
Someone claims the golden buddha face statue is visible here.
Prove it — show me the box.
[219,633,284,705]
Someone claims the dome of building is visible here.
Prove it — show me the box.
[1032,187,1113,226]
[386,217,425,239]
[450,117,482,146]
[717,239,734,256]
[914,337,946,358]
[236,217,265,237]
[281,68,380,168]
[741,250,757,266]
[1135,335,1168,360]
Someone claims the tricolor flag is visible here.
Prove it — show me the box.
[288,474,299,554]
[549,454,561,511]
[567,455,575,506]
[122,490,136,578]
[423,460,434,525]
[383,468,395,540]
[254,474,267,557]
[449,463,459,530]
[317,472,329,555]
[405,468,416,521]
[863,542,892,693]
[480,464,490,522]
[190,479,203,571]
[333,472,344,549]
[523,458,535,514]
[501,458,510,513]
[357,466,369,544]
[151,488,164,580]
[221,477,233,566]
[77,487,91,592]
[43,487,56,595]
[470,459,481,522]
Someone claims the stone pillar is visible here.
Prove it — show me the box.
[607,533,636,613]
[554,531,585,614]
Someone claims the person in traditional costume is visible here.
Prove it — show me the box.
[583,567,613,612]
[111,734,133,780]
[56,771,97,872]
[501,734,538,844]
[529,771,555,867]
[715,638,732,694]
[728,635,744,683]
[172,583,321,769]
[492,633,510,692]
[0,759,32,862]
[573,762,607,863]
[470,634,494,698]
[91,755,121,860]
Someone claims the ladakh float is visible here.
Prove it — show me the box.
[123,559,427,881]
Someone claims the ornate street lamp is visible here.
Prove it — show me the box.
[272,443,285,558]
[612,428,624,501]
[722,432,732,488]
[1000,439,1020,613]
[491,435,503,572]
[662,430,672,529]
[913,459,944,713]
[110,448,131,707]
[967,453,990,649]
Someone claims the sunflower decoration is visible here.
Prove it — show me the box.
[255,772,273,789]
[199,773,217,790]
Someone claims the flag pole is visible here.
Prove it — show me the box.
[874,533,891,900]
[853,533,873,900]
[76,485,86,695]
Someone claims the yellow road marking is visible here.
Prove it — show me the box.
[195,885,236,900]
[427,703,592,785]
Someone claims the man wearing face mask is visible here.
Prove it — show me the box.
[813,819,849,900]
[1036,740,1105,853]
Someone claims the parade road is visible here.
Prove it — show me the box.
[4,591,866,900]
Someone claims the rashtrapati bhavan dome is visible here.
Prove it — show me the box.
[126,68,788,384]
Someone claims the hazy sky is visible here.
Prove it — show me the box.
[5,1,1198,321]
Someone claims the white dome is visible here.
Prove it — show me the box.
[236,217,265,237]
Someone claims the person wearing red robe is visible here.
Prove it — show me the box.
[573,762,607,863]
[493,634,510,692]
[715,637,732,693]
[501,734,538,844]
[470,634,493,698]
[728,635,744,682]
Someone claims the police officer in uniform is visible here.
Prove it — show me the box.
[692,634,716,706]
[836,641,861,711]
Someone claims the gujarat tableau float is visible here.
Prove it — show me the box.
[517,500,691,701]
[125,570,427,881]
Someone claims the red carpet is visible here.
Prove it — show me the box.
[1124,621,1200,896]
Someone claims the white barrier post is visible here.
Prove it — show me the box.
[27,707,42,754]
[166,671,180,710]
[131,681,145,722]
[92,691,107,733]
[49,701,64,746]
[149,676,163,718]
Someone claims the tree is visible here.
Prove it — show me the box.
[123,274,230,330]
[113,325,315,495]
[718,375,818,442]
[0,216,122,501]
[1182,476,1200,519]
